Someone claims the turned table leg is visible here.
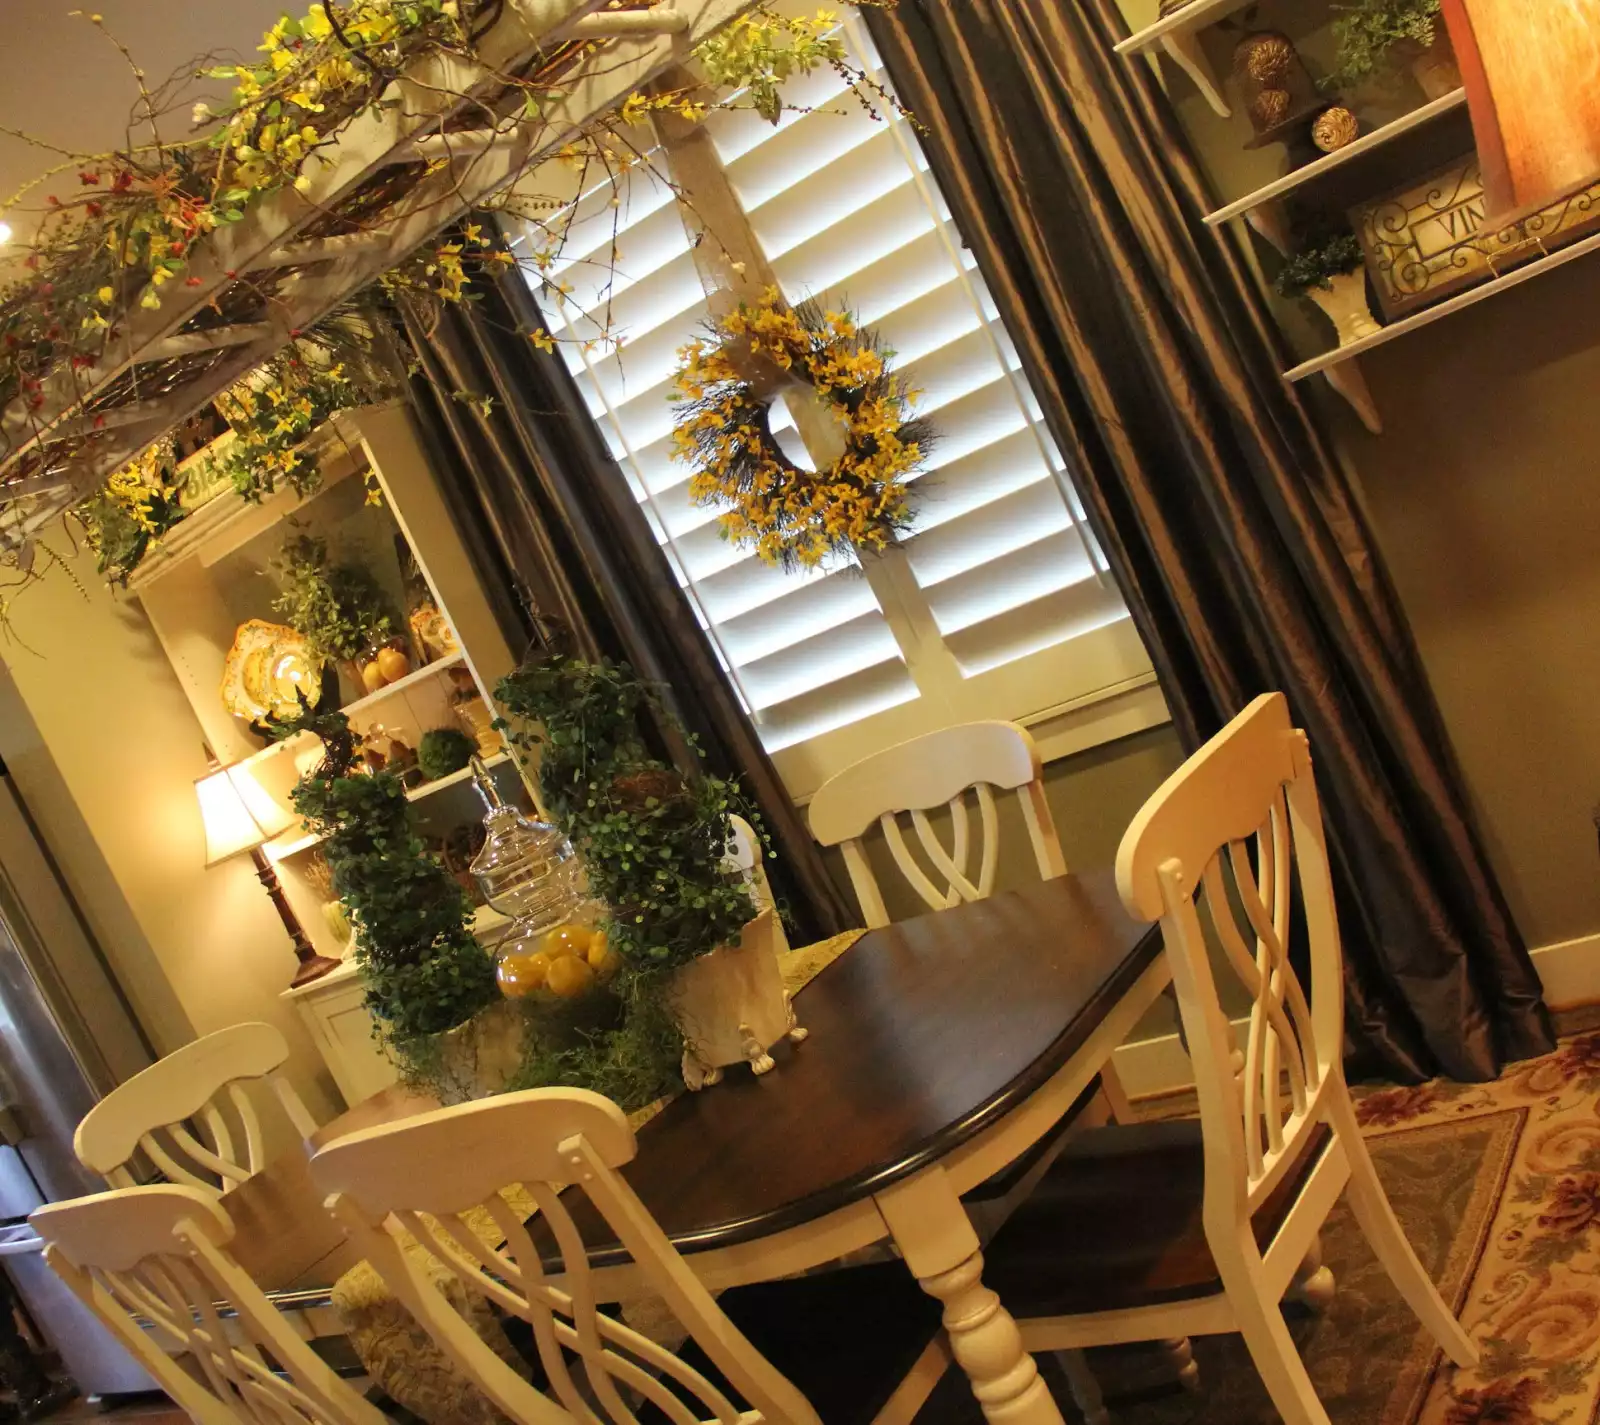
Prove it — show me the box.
[875,1166,1064,1425]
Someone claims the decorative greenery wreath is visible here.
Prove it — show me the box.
[669,290,934,570]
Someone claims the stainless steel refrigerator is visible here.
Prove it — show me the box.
[0,761,158,1398]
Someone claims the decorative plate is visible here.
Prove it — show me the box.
[220,620,322,724]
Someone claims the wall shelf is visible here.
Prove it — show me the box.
[1285,228,1600,384]
[1205,91,1467,228]
[1113,0,1254,117]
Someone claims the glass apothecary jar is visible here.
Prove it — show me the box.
[468,763,612,1001]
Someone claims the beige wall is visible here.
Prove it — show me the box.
[0,545,343,1123]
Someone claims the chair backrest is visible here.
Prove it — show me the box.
[1115,692,1344,1224]
[808,721,1067,926]
[75,1023,317,1193]
[311,1087,824,1425]
[31,1186,385,1425]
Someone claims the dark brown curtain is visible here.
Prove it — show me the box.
[395,269,855,945]
[868,0,1551,1080]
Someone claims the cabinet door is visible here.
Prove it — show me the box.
[294,976,399,1106]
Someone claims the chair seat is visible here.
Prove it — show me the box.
[984,1119,1330,1316]
[643,1261,943,1425]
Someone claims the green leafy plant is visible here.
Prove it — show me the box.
[495,654,759,974]
[285,706,498,1039]
[1327,0,1442,89]
[417,727,475,780]
[1274,233,1366,299]
[271,533,395,666]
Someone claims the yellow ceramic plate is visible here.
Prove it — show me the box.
[220,620,321,723]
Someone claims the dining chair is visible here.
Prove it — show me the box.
[807,720,1066,929]
[979,692,1480,1425]
[31,1184,386,1425]
[808,719,1133,1128]
[311,1087,948,1425]
[75,1022,318,1193]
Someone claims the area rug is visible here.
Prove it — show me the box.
[920,1028,1600,1424]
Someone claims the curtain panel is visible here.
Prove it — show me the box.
[867,0,1551,1079]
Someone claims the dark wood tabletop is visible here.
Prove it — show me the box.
[224,868,1159,1287]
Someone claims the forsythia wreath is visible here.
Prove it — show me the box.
[669,289,933,570]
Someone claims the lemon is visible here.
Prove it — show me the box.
[586,929,614,975]
[539,923,593,960]
[496,951,552,999]
[545,954,595,999]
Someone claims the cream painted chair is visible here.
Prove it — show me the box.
[75,1022,317,1193]
[807,720,1066,928]
[311,1087,948,1425]
[980,692,1479,1425]
[32,1185,385,1425]
[808,721,1133,1123]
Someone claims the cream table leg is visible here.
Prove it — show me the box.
[875,1166,1064,1425]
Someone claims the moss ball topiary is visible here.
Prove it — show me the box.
[417,727,476,780]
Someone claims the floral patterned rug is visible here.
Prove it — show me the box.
[917,1028,1600,1425]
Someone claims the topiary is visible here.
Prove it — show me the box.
[495,652,759,976]
[282,703,498,1039]
[417,726,475,780]
[1274,233,1366,299]
[1326,0,1442,90]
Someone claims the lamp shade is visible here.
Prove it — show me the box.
[196,762,296,866]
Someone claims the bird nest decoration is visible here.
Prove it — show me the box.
[669,290,933,571]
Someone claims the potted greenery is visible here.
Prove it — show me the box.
[1275,233,1382,349]
[1328,0,1461,99]
[496,651,804,1090]
[271,533,407,693]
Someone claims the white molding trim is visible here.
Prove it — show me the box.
[1530,932,1600,1011]
[1113,933,1600,1100]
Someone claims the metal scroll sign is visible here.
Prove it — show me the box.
[1352,155,1600,320]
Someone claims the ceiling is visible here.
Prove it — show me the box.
[0,0,288,227]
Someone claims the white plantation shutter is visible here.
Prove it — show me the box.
[516,7,1154,797]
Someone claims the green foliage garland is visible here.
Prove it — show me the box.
[271,532,395,665]
[1274,233,1366,299]
[1328,0,1442,89]
[285,705,499,1038]
[495,654,758,974]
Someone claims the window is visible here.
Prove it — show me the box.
[518,7,1156,798]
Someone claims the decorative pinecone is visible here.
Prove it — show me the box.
[1312,106,1361,153]
[1234,31,1297,86]
[1249,88,1293,131]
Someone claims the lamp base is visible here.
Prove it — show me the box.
[290,953,344,989]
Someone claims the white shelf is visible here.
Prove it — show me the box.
[1205,91,1467,228]
[406,751,510,803]
[266,751,511,859]
[1114,0,1251,55]
[1285,228,1600,382]
[342,650,465,719]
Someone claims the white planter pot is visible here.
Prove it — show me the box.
[669,910,807,1090]
[1309,271,1382,348]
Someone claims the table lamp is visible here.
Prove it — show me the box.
[195,759,341,988]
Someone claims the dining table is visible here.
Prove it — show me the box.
[221,868,1170,1425]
